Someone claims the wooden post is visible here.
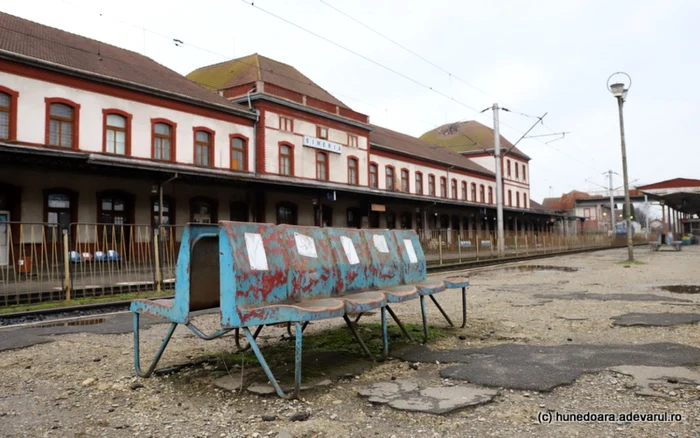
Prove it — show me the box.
[476,231,480,261]
[457,231,462,262]
[63,231,71,302]
[153,231,162,292]
[438,232,443,265]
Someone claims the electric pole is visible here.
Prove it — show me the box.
[616,95,634,261]
[493,103,505,258]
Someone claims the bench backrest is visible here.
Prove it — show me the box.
[218,221,289,327]
[324,228,372,294]
[278,225,336,301]
[361,229,403,288]
[391,229,427,284]
[170,224,219,323]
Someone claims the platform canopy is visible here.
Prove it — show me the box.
[638,178,700,216]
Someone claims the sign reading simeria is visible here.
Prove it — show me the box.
[303,136,342,154]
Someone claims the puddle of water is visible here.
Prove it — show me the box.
[36,318,106,328]
[659,285,700,294]
[479,265,580,275]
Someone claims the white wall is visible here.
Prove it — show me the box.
[263,110,369,185]
[3,73,255,171]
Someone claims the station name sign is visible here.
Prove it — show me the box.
[303,136,342,154]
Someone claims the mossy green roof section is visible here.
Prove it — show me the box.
[187,53,349,109]
[420,121,530,160]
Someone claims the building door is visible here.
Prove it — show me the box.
[0,211,8,266]
[315,205,333,227]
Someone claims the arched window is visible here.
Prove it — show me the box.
[461,181,467,200]
[152,119,176,162]
[46,98,80,148]
[440,177,447,197]
[316,151,328,181]
[488,187,494,204]
[522,164,527,181]
[471,183,477,201]
[479,185,485,203]
[400,212,412,229]
[103,111,131,155]
[347,157,358,185]
[451,179,457,199]
[401,169,409,192]
[516,191,521,208]
[0,87,19,141]
[385,166,395,190]
[279,143,293,175]
[508,190,512,206]
[523,193,528,209]
[415,172,423,195]
[194,128,214,167]
[277,202,298,225]
[231,135,248,171]
[98,191,134,244]
[369,163,378,188]
[428,175,436,196]
[506,159,511,177]
[515,163,519,179]
[190,197,218,223]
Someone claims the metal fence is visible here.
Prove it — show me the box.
[0,221,649,308]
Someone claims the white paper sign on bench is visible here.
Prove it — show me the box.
[403,239,418,264]
[295,233,318,258]
[244,232,269,271]
[373,234,390,253]
[340,236,360,265]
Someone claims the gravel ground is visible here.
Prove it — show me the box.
[1,246,699,438]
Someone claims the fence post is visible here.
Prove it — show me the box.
[438,231,443,265]
[153,231,162,292]
[515,235,518,256]
[63,231,71,302]
[525,234,529,255]
[476,232,480,261]
[457,231,462,262]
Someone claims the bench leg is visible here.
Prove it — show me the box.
[386,305,415,342]
[420,295,429,343]
[460,287,468,328]
[286,321,309,338]
[293,321,303,399]
[242,326,287,399]
[354,313,363,324]
[235,325,265,352]
[185,323,232,340]
[429,295,455,327]
[343,315,374,360]
[381,306,389,359]
[133,312,177,378]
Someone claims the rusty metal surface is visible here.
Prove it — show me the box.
[444,276,471,289]
[361,229,403,288]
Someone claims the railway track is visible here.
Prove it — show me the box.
[0,243,636,328]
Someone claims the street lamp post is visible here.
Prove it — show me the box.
[608,72,634,262]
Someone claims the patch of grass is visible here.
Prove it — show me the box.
[616,260,647,266]
[203,322,447,371]
[0,290,172,314]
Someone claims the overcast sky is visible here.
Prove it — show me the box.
[3,0,698,204]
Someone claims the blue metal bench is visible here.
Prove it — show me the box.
[132,223,391,399]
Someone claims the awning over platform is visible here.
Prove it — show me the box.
[638,178,700,216]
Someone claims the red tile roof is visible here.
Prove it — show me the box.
[369,124,495,177]
[419,120,531,160]
[0,11,252,116]
[187,53,350,109]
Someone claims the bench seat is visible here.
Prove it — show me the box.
[414,279,446,295]
[444,276,471,289]
[340,291,386,314]
[382,285,419,303]
[235,298,345,326]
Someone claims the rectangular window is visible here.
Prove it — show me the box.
[401,169,409,192]
[279,144,293,175]
[584,208,591,218]
[451,179,457,199]
[231,137,247,171]
[0,92,12,140]
[415,173,423,195]
[440,177,447,198]
[105,114,127,155]
[348,135,358,148]
[386,167,395,190]
[153,122,172,161]
[317,126,328,139]
[195,131,211,166]
[49,103,74,148]
[428,175,436,196]
[369,164,378,188]
[316,152,328,181]
[461,182,467,200]
[280,116,293,132]
[348,158,358,184]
